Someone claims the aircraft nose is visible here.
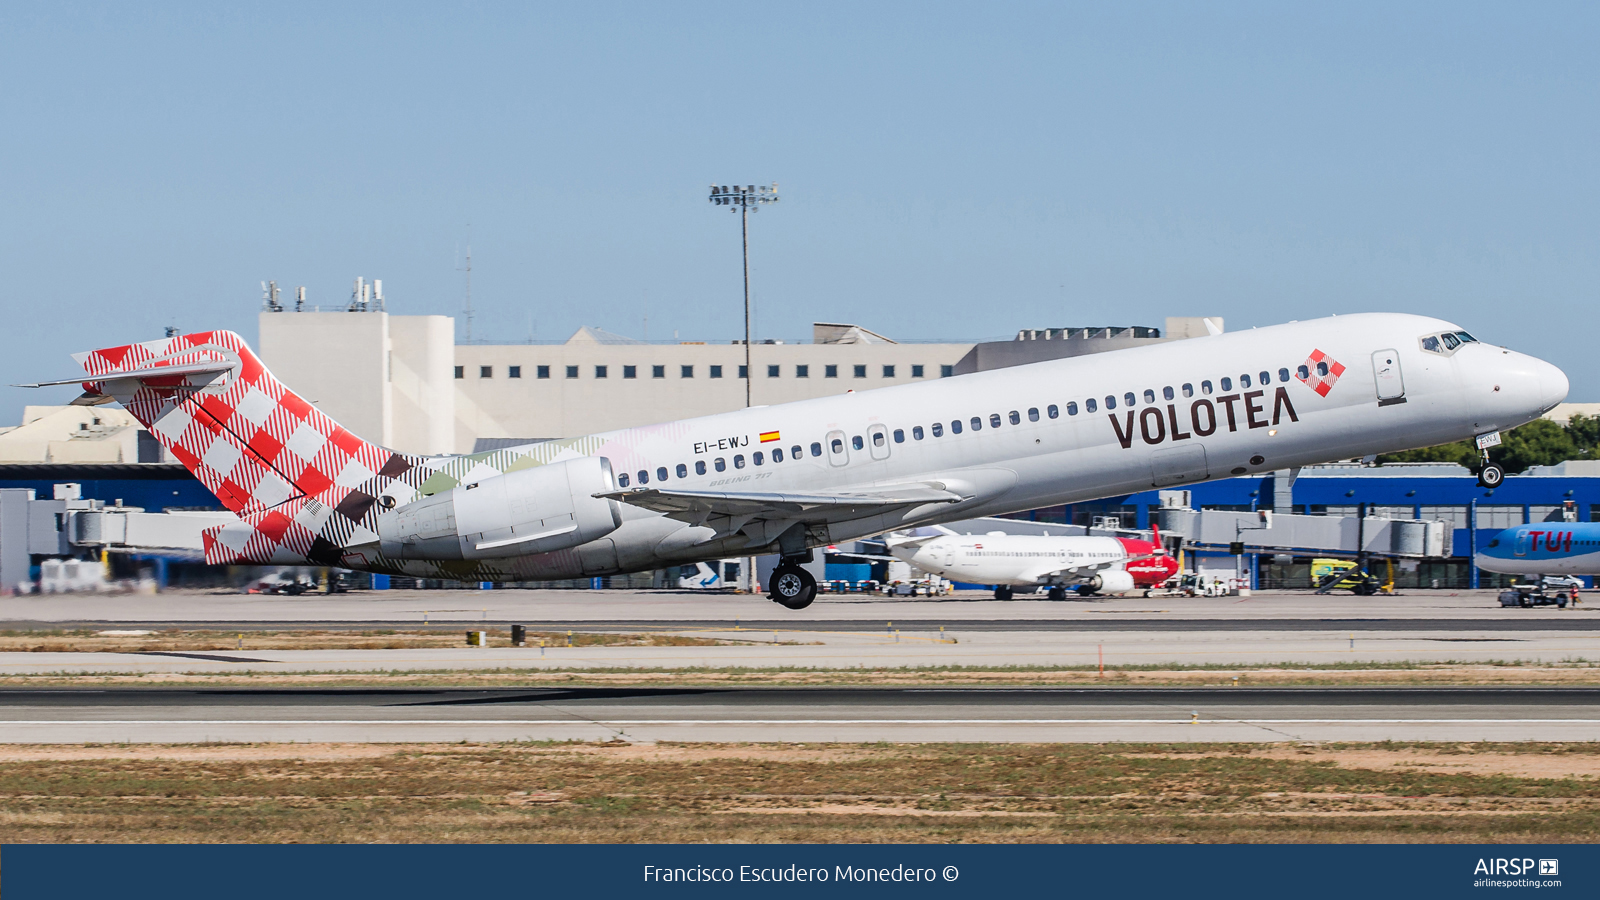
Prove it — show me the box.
[1536,358,1570,412]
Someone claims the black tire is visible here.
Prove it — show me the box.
[1076,585,1096,597]
[1478,464,1505,489]
[770,566,817,610]
[994,585,1014,602]
[1047,586,1067,602]
[1519,594,1531,608]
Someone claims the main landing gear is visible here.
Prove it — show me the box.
[1047,586,1067,602]
[993,585,1014,601]
[769,561,817,610]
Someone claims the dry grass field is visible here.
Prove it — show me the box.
[0,628,740,653]
[0,741,1596,843]
[2,662,1598,689]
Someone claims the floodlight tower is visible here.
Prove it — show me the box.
[708,183,779,407]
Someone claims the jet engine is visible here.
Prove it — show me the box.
[376,457,622,560]
[1085,570,1136,594]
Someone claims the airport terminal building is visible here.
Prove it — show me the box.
[1,305,1595,592]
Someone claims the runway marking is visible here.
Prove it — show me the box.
[2,718,1597,726]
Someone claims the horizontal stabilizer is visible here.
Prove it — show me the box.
[16,359,235,388]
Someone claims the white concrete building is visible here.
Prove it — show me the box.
[257,311,1221,456]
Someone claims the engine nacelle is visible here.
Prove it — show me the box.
[1085,570,1136,594]
[376,457,622,560]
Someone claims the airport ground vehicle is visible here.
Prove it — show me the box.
[1498,576,1583,608]
[27,315,1565,611]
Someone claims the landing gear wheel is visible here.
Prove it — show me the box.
[1518,594,1531,608]
[993,585,1014,602]
[1478,463,1505,489]
[1047,586,1067,602]
[769,565,817,610]
[1076,585,1096,597]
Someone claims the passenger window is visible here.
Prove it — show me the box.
[1124,392,1135,407]
[1143,389,1155,404]
[913,426,924,440]
[1441,333,1461,350]
[790,445,801,459]
[733,455,745,469]
[1162,386,1174,401]
[932,422,944,437]
[831,438,844,453]
[951,420,963,434]
[1105,395,1116,409]
[1259,371,1270,385]
[657,467,668,481]
[1297,364,1310,379]
[990,413,1002,428]
[1421,336,1441,352]
[1181,383,1193,398]
[1057,403,1069,417]
[970,417,982,431]
[752,452,763,466]
[1201,380,1213,395]
[1027,408,1039,422]
[872,432,885,447]
[676,463,688,478]
[714,458,726,472]
[893,429,905,443]
[1240,374,1252,388]
[1277,368,1289,382]
[637,469,649,484]
[1086,398,1097,413]
[772,448,783,462]
[695,460,707,475]
[1220,377,1232,391]
[1316,362,1329,376]
[852,435,864,450]
[810,442,823,457]
[618,473,630,487]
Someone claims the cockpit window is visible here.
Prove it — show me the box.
[1420,335,1441,353]
[1441,332,1461,350]
[1455,331,1477,343]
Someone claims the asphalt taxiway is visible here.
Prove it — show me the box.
[2,686,1594,743]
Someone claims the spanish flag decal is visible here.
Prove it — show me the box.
[760,431,781,443]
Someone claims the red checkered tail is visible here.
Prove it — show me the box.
[71,331,399,515]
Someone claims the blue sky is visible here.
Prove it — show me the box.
[1,2,1596,420]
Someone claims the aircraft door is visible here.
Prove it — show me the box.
[867,424,890,460]
[1513,529,1529,557]
[1372,349,1405,402]
[825,430,849,467]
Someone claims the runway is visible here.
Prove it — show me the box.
[3,686,1596,743]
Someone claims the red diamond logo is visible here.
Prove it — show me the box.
[1298,349,1346,397]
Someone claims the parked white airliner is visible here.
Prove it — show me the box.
[31,313,1566,610]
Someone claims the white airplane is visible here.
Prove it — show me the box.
[886,526,1179,601]
[27,313,1566,610]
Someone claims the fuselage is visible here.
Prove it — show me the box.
[381,311,1563,581]
[892,533,1178,588]
[1475,523,1600,576]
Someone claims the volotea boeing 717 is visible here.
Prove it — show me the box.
[23,313,1566,609]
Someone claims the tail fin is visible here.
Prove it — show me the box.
[72,331,409,515]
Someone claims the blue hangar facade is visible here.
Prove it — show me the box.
[1007,461,1600,589]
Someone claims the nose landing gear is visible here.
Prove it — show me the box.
[1475,434,1505,488]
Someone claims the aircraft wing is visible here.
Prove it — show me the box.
[596,483,965,524]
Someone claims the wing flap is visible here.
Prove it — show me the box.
[596,483,965,519]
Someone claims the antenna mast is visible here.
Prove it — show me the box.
[458,226,474,342]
